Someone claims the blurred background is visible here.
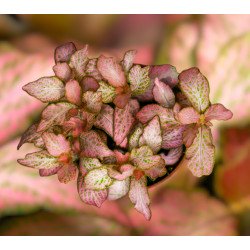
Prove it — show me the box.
[0,14,250,236]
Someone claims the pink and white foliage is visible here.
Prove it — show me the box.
[17,42,232,220]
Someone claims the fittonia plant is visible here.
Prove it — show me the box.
[17,42,233,220]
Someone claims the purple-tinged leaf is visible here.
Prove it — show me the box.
[85,58,103,81]
[177,107,200,124]
[80,131,115,161]
[81,76,100,92]
[114,150,130,164]
[186,125,215,177]
[17,150,60,169]
[161,125,185,149]
[22,76,65,103]
[142,116,162,153]
[128,65,150,96]
[39,166,61,177]
[65,79,82,106]
[80,157,102,171]
[69,45,88,80]
[173,102,181,115]
[136,104,178,128]
[113,93,131,109]
[57,164,77,184]
[53,62,72,82]
[108,178,130,201]
[17,123,44,150]
[82,91,102,114]
[129,176,151,220]
[161,146,183,165]
[114,101,136,145]
[153,78,175,108]
[42,132,70,157]
[37,102,76,132]
[205,103,233,122]
[84,168,113,190]
[179,67,210,113]
[97,81,116,103]
[97,55,126,88]
[94,104,114,137]
[176,92,192,108]
[122,50,137,73]
[54,42,76,63]
[128,125,143,151]
[144,163,167,181]
[183,124,199,148]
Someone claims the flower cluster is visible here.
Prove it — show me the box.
[17,42,233,220]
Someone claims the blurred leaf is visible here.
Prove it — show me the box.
[130,188,237,235]
[0,43,53,145]
[215,127,250,211]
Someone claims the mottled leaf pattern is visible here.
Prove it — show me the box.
[85,58,103,81]
[97,55,126,87]
[128,125,143,151]
[205,103,233,122]
[162,126,185,149]
[122,50,136,73]
[108,178,130,201]
[177,107,200,124]
[161,146,183,165]
[97,81,116,103]
[82,91,102,114]
[65,80,82,106]
[179,67,210,113]
[128,65,150,96]
[22,77,65,103]
[57,164,77,184]
[186,125,215,177]
[54,42,77,63]
[80,157,102,171]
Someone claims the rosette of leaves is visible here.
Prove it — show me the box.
[17,42,232,220]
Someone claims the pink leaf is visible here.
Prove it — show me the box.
[39,166,61,177]
[37,102,76,132]
[153,78,175,108]
[57,164,77,184]
[161,146,183,165]
[129,176,151,220]
[17,123,44,150]
[17,150,60,169]
[128,65,150,96]
[69,45,88,80]
[65,79,82,106]
[82,91,102,114]
[161,125,185,149]
[142,116,162,153]
[54,42,77,63]
[205,103,233,122]
[80,157,102,171]
[94,104,114,137]
[85,58,103,81]
[81,76,100,92]
[22,76,65,103]
[179,67,210,113]
[42,132,71,157]
[97,81,116,103]
[144,163,167,181]
[186,125,215,177]
[108,178,130,201]
[108,164,134,181]
[84,168,113,190]
[114,150,130,164]
[177,107,200,124]
[122,50,137,73]
[119,137,128,148]
[128,125,143,151]
[53,62,72,82]
[114,101,136,145]
[63,117,86,138]
[113,93,131,109]
[80,131,115,161]
[183,124,199,148]
[176,92,192,108]
[136,104,178,128]
[97,55,126,88]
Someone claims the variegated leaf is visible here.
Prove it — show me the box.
[108,178,130,201]
[17,150,60,169]
[42,132,70,157]
[57,164,77,184]
[161,146,183,165]
[144,163,167,181]
[153,78,175,108]
[205,103,233,122]
[129,176,151,220]
[128,65,150,96]
[97,55,126,88]
[186,125,215,177]
[81,76,100,92]
[142,116,162,153]
[37,102,76,132]
[179,67,210,113]
[162,125,185,149]
[80,157,102,171]
[85,58,103,81]
[53,62,72,82]
[82,91,102,114]
[65,79,82,106]
[128,125,143,151]
[121,50,137,73]
[177,107,200,124]
[22,76,65,102]
[97,81,116,103]
[54,42,77,63]
[85,168,113,190]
